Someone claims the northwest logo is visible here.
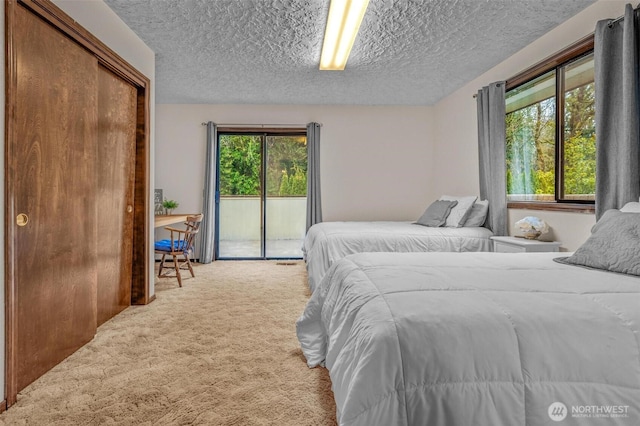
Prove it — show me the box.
[548,402,568,421]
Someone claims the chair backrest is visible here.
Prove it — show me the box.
[182,214,204,251]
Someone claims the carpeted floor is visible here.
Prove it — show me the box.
[0,261,336,425]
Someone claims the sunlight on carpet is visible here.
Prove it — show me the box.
[0,261,336,426]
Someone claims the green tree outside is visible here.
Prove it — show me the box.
[563,82,596,198]
[218,134,307,197]
[506,81,595,200]
[266,136,307,197]
[218,135,261,196]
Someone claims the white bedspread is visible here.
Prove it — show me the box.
[297,252,640,426]
[303,221,493,292]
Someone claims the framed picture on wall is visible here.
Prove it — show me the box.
[154,189,163,215]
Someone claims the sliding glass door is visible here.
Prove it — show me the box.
[216,132,307,259]
[217,134,262,258]
[265,135,308,258]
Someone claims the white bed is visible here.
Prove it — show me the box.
[297,251,640,426]
[302,221,493,292]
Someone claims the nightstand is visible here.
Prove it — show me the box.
[491,236,562,253]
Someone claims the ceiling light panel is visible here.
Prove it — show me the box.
[320,0,370,70]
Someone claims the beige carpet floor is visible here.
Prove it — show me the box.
[0,261,336,425]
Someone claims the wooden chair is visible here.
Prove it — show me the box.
[154,214,203,287]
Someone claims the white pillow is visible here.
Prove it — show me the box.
[463,200,489,227]
[620,202,640,213]
[439,195,478,227]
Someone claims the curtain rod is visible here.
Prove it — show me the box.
[200,122,321,127]
[608,3,640,28]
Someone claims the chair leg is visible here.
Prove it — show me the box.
[172,254,182,287]
[184,255,195,277]
[158,254,166,277]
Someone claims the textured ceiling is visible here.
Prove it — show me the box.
[104,0,596,105]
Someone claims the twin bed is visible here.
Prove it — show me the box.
[302,221,493,292]
[302,196,493,292]
[297,204,640,425]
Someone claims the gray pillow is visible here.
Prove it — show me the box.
[439,195,478,227]
[415,200,458,227]
[463,200,489,227]
[555,209,640,276]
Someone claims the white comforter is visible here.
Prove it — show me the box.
[303,221,493,292]
[297,252,640,426]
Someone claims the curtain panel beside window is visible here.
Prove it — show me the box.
[594,3,640,219]
[306,122,322,231]
[477,82,508,236]
[199,121,218,263]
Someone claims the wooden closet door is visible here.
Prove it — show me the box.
[96,67,137,326]
[13,4,99,391]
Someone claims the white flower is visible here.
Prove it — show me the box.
[515,216,549,233]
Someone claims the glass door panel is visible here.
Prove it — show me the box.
[217,134,262,258]
[265,136,307,258]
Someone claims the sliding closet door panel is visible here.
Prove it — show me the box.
[96,66,137,326]
[14,5,99,391]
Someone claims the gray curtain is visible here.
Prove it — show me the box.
[199,121,217,263]
[477,82,508,236]
[306,122,323,230]
[594,4,640,219]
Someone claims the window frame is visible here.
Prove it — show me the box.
[505,34,595,214]
[215,128,308,260]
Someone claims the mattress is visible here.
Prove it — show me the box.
[302,221,493,292]
[296,251,640,426]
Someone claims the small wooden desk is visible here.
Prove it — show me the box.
[154,214,192,228]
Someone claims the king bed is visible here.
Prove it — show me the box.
[297,208,640,425]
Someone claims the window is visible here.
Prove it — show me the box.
[505,37,595,211]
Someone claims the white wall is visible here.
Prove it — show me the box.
[155,104,436,223]
[432,0,628,251]
[52,0,157,294]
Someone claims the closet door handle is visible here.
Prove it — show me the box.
[16,213,29,227]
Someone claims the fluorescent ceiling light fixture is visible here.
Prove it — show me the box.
[319,0,370,70]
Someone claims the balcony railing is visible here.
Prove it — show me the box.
[218,196,306,258]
